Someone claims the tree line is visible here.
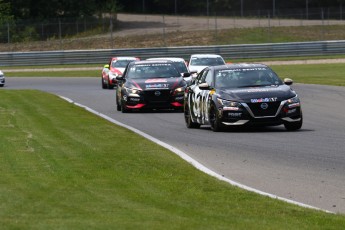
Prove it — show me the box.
[1,0,345,21]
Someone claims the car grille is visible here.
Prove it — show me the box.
[246,101,281,117]
[143,90,171,104]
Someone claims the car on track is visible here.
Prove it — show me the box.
[0,70,5,87]
[102,56,140,89]
[188,54,226,74]
[146,57,192,83]
[184,63,303,131]
[116,60,190,112]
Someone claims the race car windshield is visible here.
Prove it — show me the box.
[112,60,133,68]
[190,57,225,66]
[173,62,189,73]
[215,68,283,88]
[127,64,180,79]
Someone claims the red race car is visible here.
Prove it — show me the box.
[102,56,140,89]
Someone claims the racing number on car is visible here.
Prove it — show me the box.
[191,85,209,120]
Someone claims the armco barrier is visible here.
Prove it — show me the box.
[1,40,345,66]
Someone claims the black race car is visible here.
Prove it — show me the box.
[184,63,303,131]
[116,60,190,112]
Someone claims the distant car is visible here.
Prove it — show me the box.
[102,56,140,89]
[188,54,226,74]
[116,60,189,112]
[184,63,303,131]
[146,57,192,83]
[0,70,5,87]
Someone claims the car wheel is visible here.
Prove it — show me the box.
[209,103,222,132]
[116,104,121,111]
[184,104,200,128]
[121,102,129,113]
[107,79,114,89]
[0,84,4,87]
[284,113,303,131]
[116,96,121,111]
[102,77,107,89]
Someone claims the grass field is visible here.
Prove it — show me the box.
[4,62,345,87]
[1,90,345,229]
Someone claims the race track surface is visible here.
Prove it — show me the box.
[5,77,345,214]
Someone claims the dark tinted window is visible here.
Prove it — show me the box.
[215,67,283,88]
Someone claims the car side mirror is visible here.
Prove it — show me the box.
[104,64,110,69]
[284,78,293,85]
[116,75,124,81]
[199,82,211,90]
[182,72,191,78]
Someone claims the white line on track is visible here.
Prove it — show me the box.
[59,95,333,214]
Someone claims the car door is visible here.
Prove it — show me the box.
[200,69,214,123]
[190,68,211,123]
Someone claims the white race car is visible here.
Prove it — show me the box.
[188,54,226,74]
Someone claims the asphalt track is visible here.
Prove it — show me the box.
[4,77,345,214]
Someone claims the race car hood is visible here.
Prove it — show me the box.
[126,77,185,90]
[217,85,297,103]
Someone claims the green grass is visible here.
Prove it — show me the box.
[271,63,345,86]
[1,90,345,229]
[6,70,100,77]
[4,61,345,87]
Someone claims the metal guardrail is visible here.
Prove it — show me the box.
[1,40,345,66]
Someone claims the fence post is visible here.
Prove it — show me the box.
[110,15,113,49]
[7,22,10,44]
[59,18,62,50]
[162,15,166,47]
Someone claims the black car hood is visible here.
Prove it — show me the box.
[217,85,296,102]
[126,77,185,90]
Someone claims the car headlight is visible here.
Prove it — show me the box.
[217,98,241,110]
[173,87,184,95]
[124,87,141,94]
[286,95,301,108]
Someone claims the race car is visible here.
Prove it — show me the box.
[188,54,226,74]
[184,63,303,131]
[116,60,190,112]
[146,57,192,84]
[102,56,140,89]
[0,70,5,87]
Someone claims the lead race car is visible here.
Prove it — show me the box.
[184,63,303,131]
[116,60,190,112]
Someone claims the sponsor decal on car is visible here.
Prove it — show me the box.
[228,113,242,117]
[250,97,278,103]
[223,107,240,111]
[146,83,169,89]
[145,79,168,83]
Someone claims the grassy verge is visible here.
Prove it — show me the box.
[4,62,345,87]
[271,63,345,86]
[5,70,100,77]
[1,90,345,229]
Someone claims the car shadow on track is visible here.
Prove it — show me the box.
[198,125,313,133]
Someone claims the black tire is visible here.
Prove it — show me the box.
[102,78,107,89]
[116,101,121,111]
[209,104,223,132]
[121,102,129,113]
[0,84,4,87]
[284,113,303,131]
[184,104,200,128]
